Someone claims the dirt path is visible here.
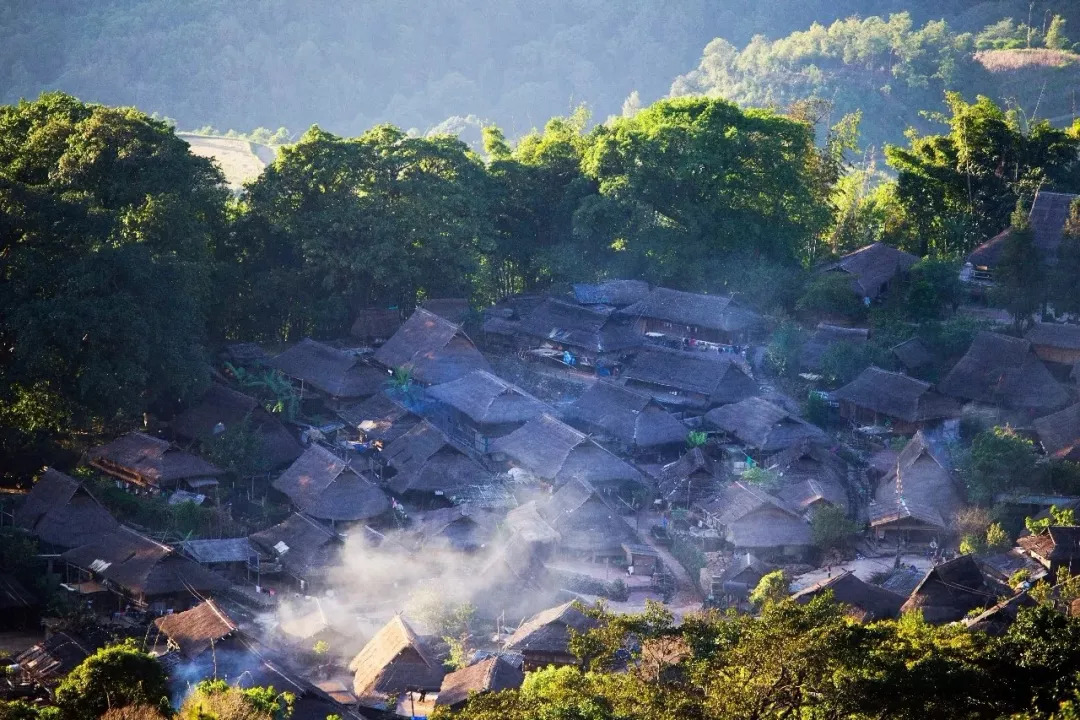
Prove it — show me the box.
[634,513,704,608]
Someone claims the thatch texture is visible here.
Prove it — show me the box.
[791,571,904,622]
[269,338,386,398]
[823,242,918,298]
[901,555,1003,624]
[939,332,1068,412]
[539,479,636,555]
[1033,402,1080,460]
[15,468,118,549]
[565,381,687,451]
[348,615,444,700]
[181,538,257,565]
[374,308,490,385]
[503,602,597,658]
[437,656,524,708]
[704,397,826,453]
[618,287,758,333]
[1026,322,1080,351]
[273,444,389,522]
[696,482,811,550]
[408,506,497,552]
[89,432,224,487]
[891,337,934,371]
[382,421,494,495]
[834,366,958,423]
[800,324,869,371]
[153,599,237,658]
[870,431,962,533]
[61,526,227,598]
[767,441,849,512]
[171,383,302,469]
[249,513,340,580]
[623,347,758,409]
[504,501,560,545]
[16,631,108,686]
[572,280,651,307]
[1017,526,1080,568]
[656,448,724,504]
[427,370,547,426]
[337,391,419,444]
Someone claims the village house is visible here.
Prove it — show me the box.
[616,286,760,346]
[939,331,1069,416]
[503,601,599,671]
[179,537,260,583]
[765,440,849,516]
[965,190,1079,283]
[565,380,688,460]
[249,512,343,592]
[1026,322,1080,367]
[621,346,758,411]
[151,598,238,659]
[822,242,919,303]
[869,431,963,542]
[350,306,403,344]
[1017,526,1080,575]
[14,629,111,698]
[655,447,725,506]
[833,366,959,433]
[170,382,303,471]
[891,336,935,374]
[702,552,773,604]
[425,369,547,452]
[799,324,869,373]
[502,501,561,558]
[489,413,647,495]
[537,478,637,561]
[14,468,118,550]
[900,555,1006,624]
[88,431,224,496]
[272,444,390,526]
[407,505,498,553]
[374,307,491,385]
[379,420,497,505]
[704,397,827,460]
[695,481,812,560]
[348,615,445,710]
[572,279,651,307]
[791,571,905,622]
[60,526,227,614]
[269,337,388,406]
[337,390,420,446]
[436,655,525,710]
[1033,402,1080,461]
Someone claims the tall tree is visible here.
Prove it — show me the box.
[55,642,170,720]
[1051,197,1080,317]
[994,201,1046,332]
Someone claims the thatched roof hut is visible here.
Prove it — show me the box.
[374,308,490,385]
[348,615,444,702]
[696,482,811,553]
[88,432,224,491]
[273,444,389,522]
[503,501,560,546]
[704,397,826,454]
[833,366,958,428]
[153,599,237,658]
[791,571,905,622]
[1026,322,1080,365]
[870,431,962,537]
[970,191,1079,270]
[539,478,636,556]
[1033,402,1080,461]
[766,441,849,513]
[1017,526,1080,572]
[656,447,724,505]
[503,602,598,669]
[249,513,341,582]
[891,337,935,372]
[939,332,1068,412]
[800,324,869,371]
[15,630,109,690]
[427,370,547,431]
[408,505,498,552]
[823,243,918,299]
[14,468,117,549]
[565,381,687,453]
[572,279,651,307]
[171,383,302,469]
[337,391,419,444]
[617,287,759,336]
[269,338,386,399]
[623,346,758,410]
[504,297,638,355]
[350,307,402,342]
[489,414,646,491]
[901,555,1004,624]
[436,655,524,708]
[381,421,495,495]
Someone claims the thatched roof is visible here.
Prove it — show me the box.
[892,337,934,371]
[834,366,959,423]
[61,526,227,598]
[696,481,811,549]
[249,513,340,579]
[89,432,224,486]
[1033,402,1080,460]
[171,383,302,469]
[505,297,639,354]
[337,391,419,444]
[1027,322,1080,352]
[16,630,109,686]
[270,338,386,398]
[800,324,869,371]
[539,478,636,554]
[901,555,1003,624]
[489,414,645,489]
[618,287,758,333]
[824,243,918,298]
[964,591,1038,636]
[940,332,1069,412]
[572,280,651,307]
[767,441,849,512]
[350,307,402,341]
[408,506,497,552]
[623,346,758,408]
[15,468,118,549]
[272,444,389,522]
[791,571,905,622]
[565,381,687,450]
[348,615,444,699]
[422,298,472,325]
[504,501,560,545]
[374,308,490,385]
[704,397,826,453]
[181,537,257,565]
[437,656,524,708]
[153,599,237,658]
[427,370,547,426]
[503,602,597,656]
[870,431,962,532]
[1017,526,1080,565]
[382,421,494,495]
[656,448,724,504]
[977,190,1080,267]
[968,228,1011,268]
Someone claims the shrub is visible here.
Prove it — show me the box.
[796,273,865,320]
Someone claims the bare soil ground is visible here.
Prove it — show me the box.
[179,134,272,190]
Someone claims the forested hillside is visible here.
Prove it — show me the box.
[4,0,1080,139]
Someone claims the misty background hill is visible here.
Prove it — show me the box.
[3,0,1080,145]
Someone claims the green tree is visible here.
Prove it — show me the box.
[994,201,1046,332]
[55,641,169,720]
[796,273,866,321]
[810,505,859,550]
[905,258,962,320]
[1026,505,1078,535]
[749,569,789,608]
[765,318,805,378]
[202,415,271,479]
[1046,15,1071,51]
[986,522,1011,551]
[179,680,293,720]
[964,426,1038,506]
